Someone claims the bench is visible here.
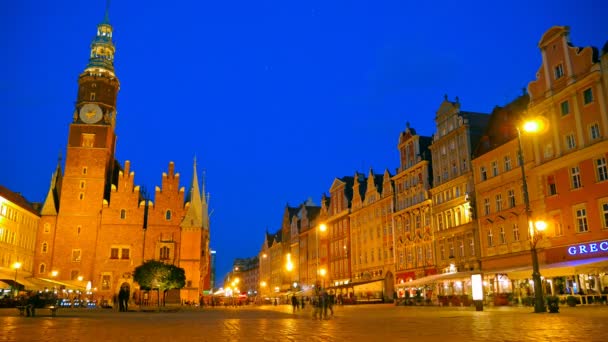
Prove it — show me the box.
[16,305,59,317]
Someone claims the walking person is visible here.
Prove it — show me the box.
[291,294,298,313]
[117,288,125,312]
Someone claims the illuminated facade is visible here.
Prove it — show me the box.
[349,170,395,300]
[428,96,489,295]
[31,12,210,304]
[322,177,354,292]
[392,124,435,297]
[0,186,40,292]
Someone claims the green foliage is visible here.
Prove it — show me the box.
[133,260,186,292]
[566,295,578,307]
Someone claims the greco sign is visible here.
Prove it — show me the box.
[567,240,608,256]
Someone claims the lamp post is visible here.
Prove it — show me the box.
[516,119,547,313]
[12,261,22,297]
[316,224,327,289]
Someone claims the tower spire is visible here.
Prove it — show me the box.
[104,0,111,23]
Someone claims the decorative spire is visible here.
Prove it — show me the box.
[86,3,116,72]
[181,157,203,228]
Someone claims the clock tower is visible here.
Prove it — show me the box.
[53,10,120,282]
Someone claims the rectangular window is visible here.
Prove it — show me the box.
[480,166,487,181]
[553,215,564,236]
[590,123,601,140]
[72,249,81,262]
[484,198,490,215]
[508,189,516,208]
[554,64,564,79]
[469,237,475,256]
[491,161,498,177]
[583,88,594,105]
[459,240,464,257]
[560,100,570,116]
[575,207,589,233]
[504,156,512,171]
[121,248,130,260]
[565,134,576,150]
[440,245,445,260]
[110,248,119,259]
[495,194,503,212]
[487,229,494,247]
[597,157,608,182]
[101,274,111,291]
[512,224,520,242]
[571,166,582,189]
[499,226,506,244]
[601,202,608,230]
[548,175,557,195]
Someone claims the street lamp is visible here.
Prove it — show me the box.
[12,261,22,297]
[517,117,548,313]
[316,224,327,288]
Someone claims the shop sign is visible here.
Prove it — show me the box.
[567,240,608,256]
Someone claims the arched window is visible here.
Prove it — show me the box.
[39,263,46,274]
[165,210,172,221]
[42,242,48,253]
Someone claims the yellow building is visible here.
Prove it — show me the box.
[0,185,40,295]
[349,169,395,301]
[392,124,435,298]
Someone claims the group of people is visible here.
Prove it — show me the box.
[117,285,130,312]
[290,287,335,320]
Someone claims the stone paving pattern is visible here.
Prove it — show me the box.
[1,304,606,341]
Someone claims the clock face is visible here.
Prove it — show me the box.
[79,103,103,124]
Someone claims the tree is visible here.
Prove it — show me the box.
[133,260,186,307]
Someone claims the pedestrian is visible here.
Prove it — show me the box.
[301,296,305,309]
[291,294,298,313]
[122,286,130,312]
[321,290,328,319]
[117,289,125,312]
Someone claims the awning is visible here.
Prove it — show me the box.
[0,270,39,289]
[507,257,608,279]
[397,271,476,288]
[35,277,87,290]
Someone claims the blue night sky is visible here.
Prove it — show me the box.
[1,1,606,284]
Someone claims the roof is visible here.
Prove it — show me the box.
[0,185,39,216]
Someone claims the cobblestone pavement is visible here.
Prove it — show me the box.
[1,304,607,342]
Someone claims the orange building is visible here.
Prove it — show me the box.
[525,26,608,296]
[32,14,210,305]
